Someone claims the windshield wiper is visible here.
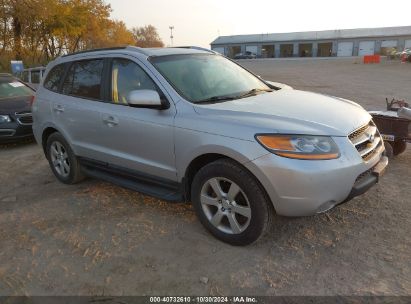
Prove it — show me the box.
[195,95,236,104]
[236,88,273,99]
[195,88,273,104]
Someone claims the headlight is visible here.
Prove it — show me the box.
[0,115,11,123]
[255,134,340,160]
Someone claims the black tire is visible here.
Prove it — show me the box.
[191,159,273,246]
[393,140,407,156]
[384,142,394,158]
[46,132,85,184]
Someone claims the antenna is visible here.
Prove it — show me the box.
[169,26,174,46]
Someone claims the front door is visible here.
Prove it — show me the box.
[97,57,177,181]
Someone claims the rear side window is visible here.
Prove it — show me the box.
[44,64,65,92]
[62,59,104,100]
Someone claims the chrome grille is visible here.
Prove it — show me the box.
[349,121,383,161]
[15,112,33,125]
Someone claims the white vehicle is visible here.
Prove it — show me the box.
[33,46,388,245]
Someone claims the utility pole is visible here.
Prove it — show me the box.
[169,26,174,46]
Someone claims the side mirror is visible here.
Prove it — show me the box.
[127,90,167,109]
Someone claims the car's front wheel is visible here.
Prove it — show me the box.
[46,132,85,184]
[191,159,273,246]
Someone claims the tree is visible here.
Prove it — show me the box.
[0,0,163,71]
[132,25,164,48]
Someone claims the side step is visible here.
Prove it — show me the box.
[81,165,184,202]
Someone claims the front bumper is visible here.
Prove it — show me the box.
[0,122,33,143]
[244,136,387,216]
[342,155,388,204]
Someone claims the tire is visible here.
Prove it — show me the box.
[384,142,394,158]
[191,159,273,246]
[393,140,407,156]
[46,132,85,184]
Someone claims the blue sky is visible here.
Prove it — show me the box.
[108,0,411,47]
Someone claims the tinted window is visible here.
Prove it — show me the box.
[62,59,103,100]
[44,64,65,92]
[111,58,158,104]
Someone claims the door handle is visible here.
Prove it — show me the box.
[102,116,118,126]
[53,105,64,112]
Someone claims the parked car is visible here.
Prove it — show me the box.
[234,51,257,59]
[32,46,388,245]
[0,73,35,143]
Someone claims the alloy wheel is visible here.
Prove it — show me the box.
[50,141,70,177]
[200,177,251,234]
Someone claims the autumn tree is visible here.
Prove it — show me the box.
[0,0,149,71]
[132,25,164,48]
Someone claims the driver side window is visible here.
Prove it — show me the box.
[111,58,158,105]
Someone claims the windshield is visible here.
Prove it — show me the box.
[0,79,33,100]
[150,54,271,103]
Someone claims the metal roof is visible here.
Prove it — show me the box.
[211,26,411,45]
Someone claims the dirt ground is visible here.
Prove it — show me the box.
[0,58,410,296]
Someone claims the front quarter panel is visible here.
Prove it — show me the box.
[174,105,270,181]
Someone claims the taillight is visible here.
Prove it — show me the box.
[29,95,36,107]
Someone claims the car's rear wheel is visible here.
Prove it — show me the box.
[191,159,273,246]
[384,142,394,158]
[393,140,407,156]
[46,132,85,184]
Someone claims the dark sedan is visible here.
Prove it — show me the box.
[0,73,35,143]
[234,51,257,59]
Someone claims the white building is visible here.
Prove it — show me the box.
[210,26,411,58]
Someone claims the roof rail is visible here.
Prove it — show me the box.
[61,46,148,58]
[175,46,217,54]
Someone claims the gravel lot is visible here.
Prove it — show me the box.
[0,58,410,296]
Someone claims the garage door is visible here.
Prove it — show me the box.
[212,47,225,55]
[245,45,258,54]
[405,40,411,49]
[381,40,398,48]
[337,42,353,57]
[358,41,375,56]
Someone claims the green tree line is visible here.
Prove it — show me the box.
[0,0,164,72]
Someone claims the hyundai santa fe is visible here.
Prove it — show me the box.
[32,46,388,245]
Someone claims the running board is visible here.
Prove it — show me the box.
[80,163,184,202]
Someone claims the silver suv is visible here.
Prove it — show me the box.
[33,46,388,245]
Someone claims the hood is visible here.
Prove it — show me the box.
[0,96,32,114]
[192,89,370,138]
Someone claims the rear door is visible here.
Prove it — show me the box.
[96,56,177,181]
[53,58,107,160]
